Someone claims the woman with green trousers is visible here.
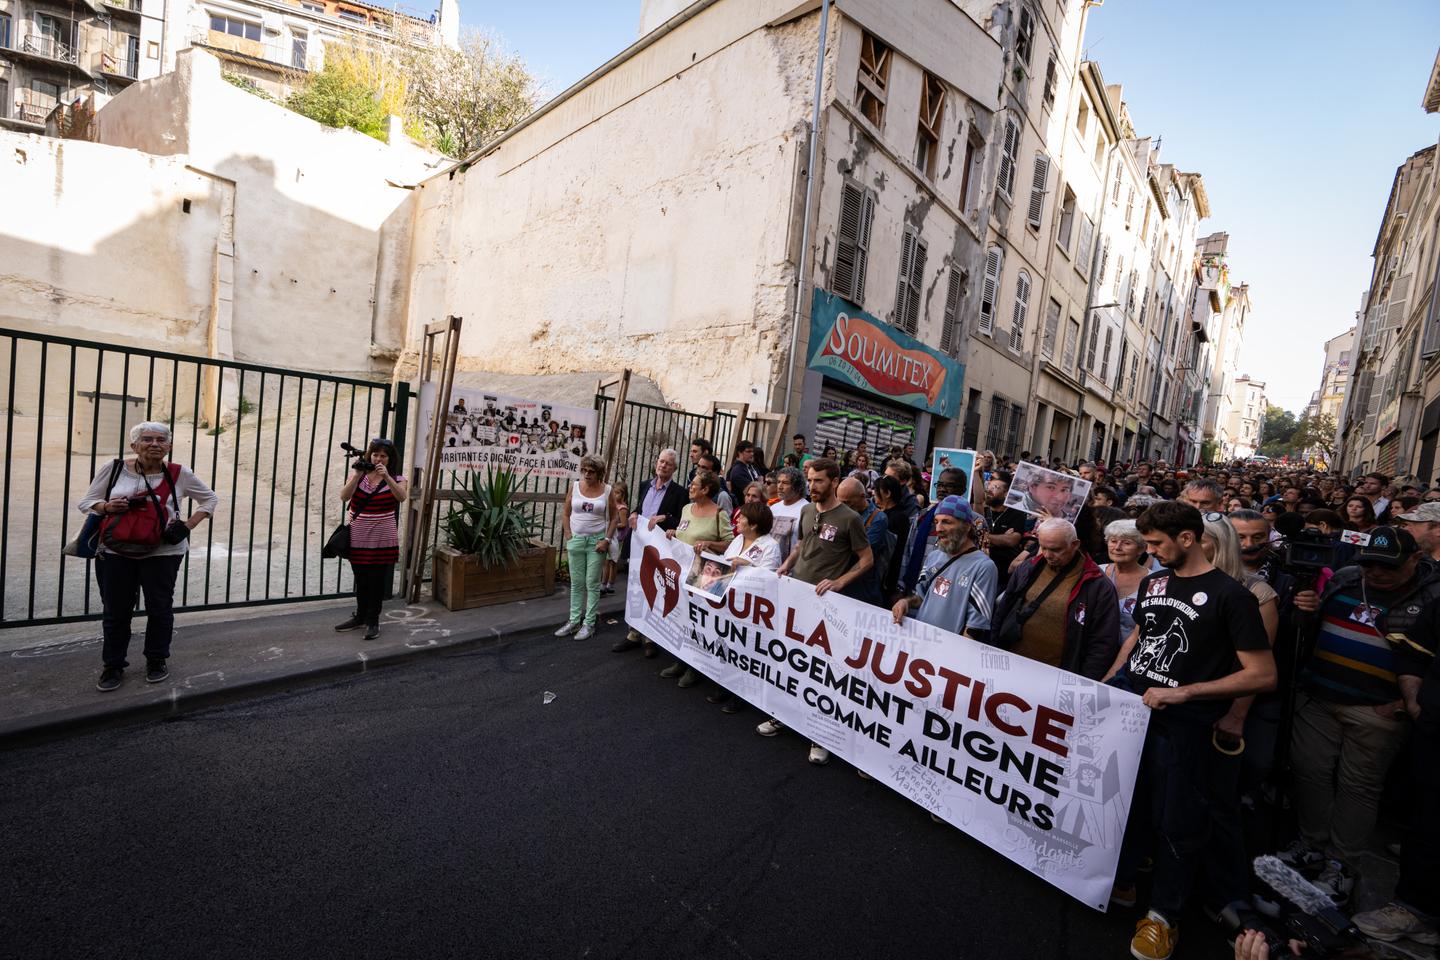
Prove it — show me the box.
[556,455,616,641]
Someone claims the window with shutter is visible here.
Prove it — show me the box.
[1112,166,1122,203]
[1365,371,1383,439]
[1056,188,1076,253]
[1098,238,1110,286]
[1063,317,1080,369]
[1010,271,1031,352]
[894,229,926,335]
[1076,217,1094,277]
[1100,327,1114,381]
[1015,6,1035,66]
[979,246,1002,335]
[1041,298,1061,359]
[1042,54,1057,108]
[1113,253,1125,296]
[915,73,945,178]
[1388,274,1411,332]
[997,117,1020,201]
[856,32,891,128]
[1125,187,1135,226]
[988,396,1008,450]
[1085,322,1099,370]
[832,182,875,305]
[1006,403,1024,457]
[1128,354,1138,397]
[940,267,964,354]
[1027,153,1049,230]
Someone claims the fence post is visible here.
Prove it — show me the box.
[602,368,631,471]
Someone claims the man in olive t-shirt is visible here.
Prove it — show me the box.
[779,459,873,594]
[767,458,874,766]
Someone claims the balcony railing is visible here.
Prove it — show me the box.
[92,48,139,78]
[100,0,143,14]
[14,88,58,126]
[19,33,79,66]
[191,27,311,72]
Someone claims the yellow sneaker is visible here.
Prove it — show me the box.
[1130,911,1177,960]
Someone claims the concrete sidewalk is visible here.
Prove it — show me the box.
[0,588,626,746]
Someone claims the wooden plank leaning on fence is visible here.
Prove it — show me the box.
[403,316,462,603]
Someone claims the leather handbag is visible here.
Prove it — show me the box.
[63,459,123,559]
[323,485,378,559]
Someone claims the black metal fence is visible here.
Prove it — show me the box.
[0,328,398,628]
[595,394,751,491]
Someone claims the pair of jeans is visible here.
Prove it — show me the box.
[567,533,605,627]
[350,563,392,626]
[100,553,184,668]
[1290,692,1409,865]
[1117,712,1242,920]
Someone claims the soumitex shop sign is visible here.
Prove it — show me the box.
[807,290,965,419]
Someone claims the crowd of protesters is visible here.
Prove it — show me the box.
[595,435,1439,959]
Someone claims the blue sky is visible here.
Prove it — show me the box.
[465,0,1440,415]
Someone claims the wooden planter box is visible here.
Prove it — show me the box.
[433,544,557,611]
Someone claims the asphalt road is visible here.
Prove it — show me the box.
[1,622,1232,960]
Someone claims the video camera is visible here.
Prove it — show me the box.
[339,441,375,473]
[1219,856,1371,959]
[1273,512,1339,591]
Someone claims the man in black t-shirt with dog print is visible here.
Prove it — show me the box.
[1102,501,1275,960]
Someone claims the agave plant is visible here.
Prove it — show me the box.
[441,465,542,569]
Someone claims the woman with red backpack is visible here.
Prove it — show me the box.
[79,421,218,692]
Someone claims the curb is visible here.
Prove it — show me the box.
[0,598,628,750]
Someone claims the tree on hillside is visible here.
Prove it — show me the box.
[1294,413,1338,460]
[403,29,542,158]
[1258,405,1299,457]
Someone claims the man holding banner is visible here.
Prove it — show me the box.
[892,496,996,641]
[1103,501,1276,960]
[762,457,874,765]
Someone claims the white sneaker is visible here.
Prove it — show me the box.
[808,744,830,765]
[755,718,785,737]
[554,622,579,637]
[575,624,594,640]
[1353,902,1440,945]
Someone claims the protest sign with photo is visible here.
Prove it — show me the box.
[626,522,1149,910]
[416,383,598,482]
[687,552,736,598]
[1003,461,1093,524]
[928,448,977,502]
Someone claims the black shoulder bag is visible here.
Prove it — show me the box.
[323,483,380,560]
[994,554,1079,649]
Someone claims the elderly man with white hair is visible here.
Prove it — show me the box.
[990,517,1120,680]
[78,420,218,692]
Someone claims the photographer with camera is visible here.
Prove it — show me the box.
[80,421,218,692]
[336,438,408,640]
[1286,526,1440,907]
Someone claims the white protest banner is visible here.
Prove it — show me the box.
[416,384,598,482]
[626,522,1149,910]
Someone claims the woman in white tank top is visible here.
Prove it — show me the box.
[556,455,616,641]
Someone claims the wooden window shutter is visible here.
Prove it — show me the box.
[979,247,1002,334]
[894,230,926,335]
[1041,298,1060,358]
[1010,271,1031,352]
[998,117,1019,199]
[1027,154,1049,229]
[941,267,963,354]
[833,183,875,304]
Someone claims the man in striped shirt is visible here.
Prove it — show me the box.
[1289,525,1440,904]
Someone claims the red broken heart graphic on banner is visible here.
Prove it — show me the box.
[639,544,683,617]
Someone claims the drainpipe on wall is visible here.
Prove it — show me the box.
[780,0,831,438]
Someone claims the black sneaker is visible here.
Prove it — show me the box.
[334,614,364,632]
[96,667,123,692]
[145,659,169,684]
[363,623,380,641]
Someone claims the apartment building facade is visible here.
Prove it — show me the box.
[0,0,455,131]
[403,0,1005,464]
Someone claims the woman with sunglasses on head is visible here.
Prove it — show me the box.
[337,438,408,640]
[556,455,616,641]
